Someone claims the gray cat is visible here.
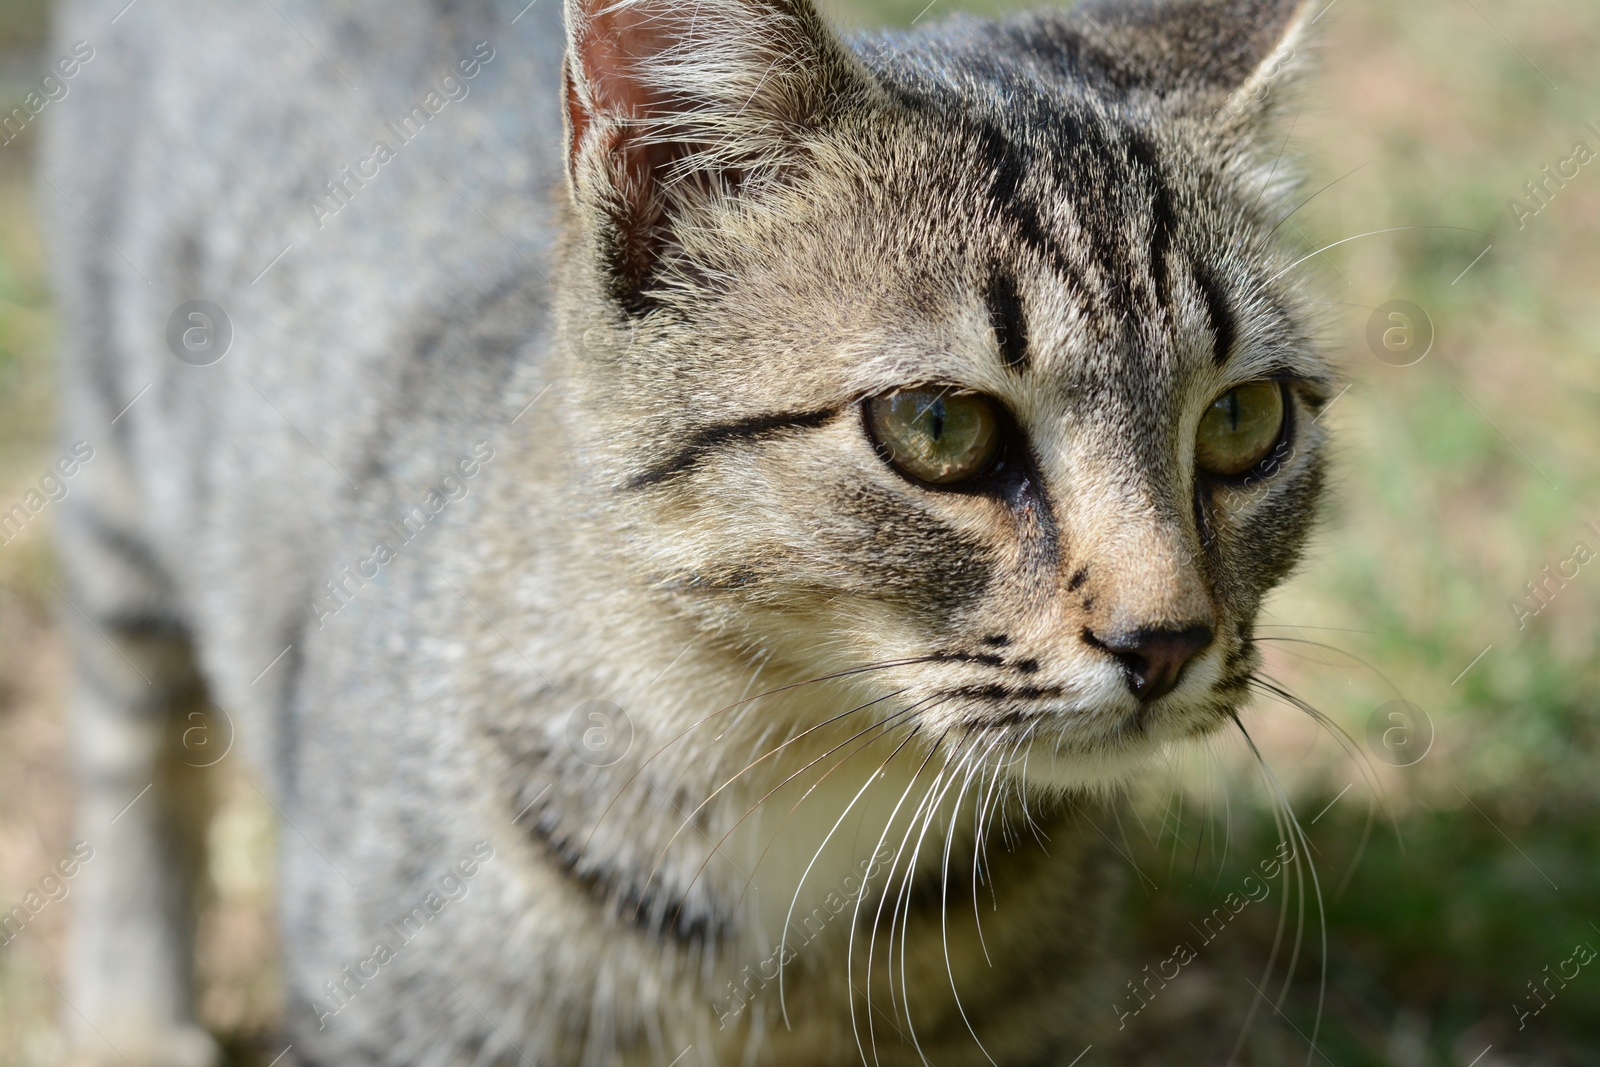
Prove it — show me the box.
[44,0,1330,1062]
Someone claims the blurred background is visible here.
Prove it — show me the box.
[1,0,1597,1063]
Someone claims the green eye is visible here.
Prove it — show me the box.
[1195,381,1286,478]
[867,388,1002,486]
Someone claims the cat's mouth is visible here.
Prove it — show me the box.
[910,641,1249,765]
[933,684,1244,793]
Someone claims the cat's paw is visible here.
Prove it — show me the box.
[69,1024,220,1067]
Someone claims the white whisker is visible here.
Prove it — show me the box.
[775,713,930,1031]
[851,729,953,1067]
[891,739,970,1064]
[939,730,1005,1065]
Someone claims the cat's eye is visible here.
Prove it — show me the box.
[866,388,1002,486]
[1195,381,1286,478]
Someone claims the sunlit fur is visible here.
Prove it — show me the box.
[47,0,1329,1064]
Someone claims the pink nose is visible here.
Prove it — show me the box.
[1086,625,1214,702]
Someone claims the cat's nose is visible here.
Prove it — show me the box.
[1086,624,1214,702]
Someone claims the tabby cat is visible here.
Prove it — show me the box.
[45,0,1329,1062]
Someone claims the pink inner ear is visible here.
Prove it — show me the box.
[565,2,684,182]
[570,3,678,121]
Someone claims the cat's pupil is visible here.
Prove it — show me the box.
[866,390,1002,486]
[1224,392,1241,432]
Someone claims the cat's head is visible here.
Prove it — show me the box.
[554,0,1331,786]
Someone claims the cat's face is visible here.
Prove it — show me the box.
[558,0,1329,785]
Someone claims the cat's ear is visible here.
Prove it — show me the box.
[561,0,864,308]
[1068,0,1316,133]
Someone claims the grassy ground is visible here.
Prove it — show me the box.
[2,0,1598,1064]
[0,2,74,1056]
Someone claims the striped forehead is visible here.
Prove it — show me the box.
[868,39,1241,360]
[923,118,1240,416]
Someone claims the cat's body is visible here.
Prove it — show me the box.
[45,0,1327,1063]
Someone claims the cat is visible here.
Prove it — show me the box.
[43,0,1330,1063]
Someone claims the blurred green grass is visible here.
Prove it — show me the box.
[2,0,1598,1064]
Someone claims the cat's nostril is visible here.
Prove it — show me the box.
[1084,625,1214,703]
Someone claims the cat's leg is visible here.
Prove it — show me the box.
[59,510,219,1067]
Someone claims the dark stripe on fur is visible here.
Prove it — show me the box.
[867,77,1102,311]
[986,271,1030,370]
[628,407,841,488]
[523,813,723,944]
[967,120,1094,305]
[1194,263,1237,366]
[1034,106,1136,314]
[1124,130,1174,306]
[939,650,1008,667]
[71,507,174,587]
[98,610,191,640]
[950,683,1064,700]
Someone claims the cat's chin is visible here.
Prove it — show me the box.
[1010,741,1168,798]
[1007,706,1234,797]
